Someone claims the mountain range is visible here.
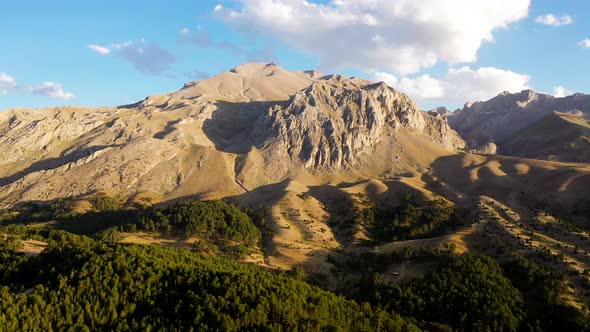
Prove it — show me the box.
[447,89,590,162]
[2,63,590,313]
[0,63,463,207]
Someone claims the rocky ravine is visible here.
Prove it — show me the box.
[0,63,463,207]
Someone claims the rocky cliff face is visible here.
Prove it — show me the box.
[0,107,114,168]
[252,75,463,170]
[0,63,464,207]
[449,90,590,148]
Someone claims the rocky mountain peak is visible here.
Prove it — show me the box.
[520,89,538,99]
[252,75,463,170]
[229,62,282,76]
[515,89,543,108]
[171,62,317,102]
[428,107,451,118]
[303,69,323,79]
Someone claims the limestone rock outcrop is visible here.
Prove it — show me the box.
[252,75,464,170]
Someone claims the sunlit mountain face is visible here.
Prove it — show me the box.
[1,1,590,331]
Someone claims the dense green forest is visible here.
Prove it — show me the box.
[122,200,261,245]
[0,198,265,257]
[369,195,460,242]
[1,233,587,331]
[355,254,589,331]
[325,193,461,244]
[0,235,415,331]
[1,197,589,331]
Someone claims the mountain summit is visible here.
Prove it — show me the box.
[0,63,463,207]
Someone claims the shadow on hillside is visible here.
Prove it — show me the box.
[153,120,182,139]
[306,184,358,248]
[224,180,290,207]
[223,180,292,259]
[426,153,590,228]
[202,100,285,154]
[3,204,146,237]
[304,179,437,248]
[0,145,120,187]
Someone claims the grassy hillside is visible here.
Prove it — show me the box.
[501,112,590,162]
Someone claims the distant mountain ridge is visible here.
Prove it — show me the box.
[501,111,590,162]
[447,89,590,160]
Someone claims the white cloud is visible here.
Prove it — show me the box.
[1,72,76,100]
[375,66,531,103]
[579,39,590,48]
[535,14,573,27]
[87,39,175,76]
[375,72,444,99]
[114,40,175,75]
[88,44,111,55]
[180,28,190,36]
[0,72,16,85]
[0,72,16,95]
[553,86,572,98]
[219,0,530,74]
[31,82,75,100]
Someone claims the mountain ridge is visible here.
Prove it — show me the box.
[448,89,590,150]
[0,63,463,208]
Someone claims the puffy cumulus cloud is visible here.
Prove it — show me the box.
[30,82,75,100]
[0,72,75,100]
[444,67,531,102]
[579,39,590,48]
[375,66,531,103]
[535,14,574,27]
[375,72,444,99]
[87,39,174,76]
[553,86,572,98]
[217,0,530,74]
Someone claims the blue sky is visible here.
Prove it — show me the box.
[1,0,588,111]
